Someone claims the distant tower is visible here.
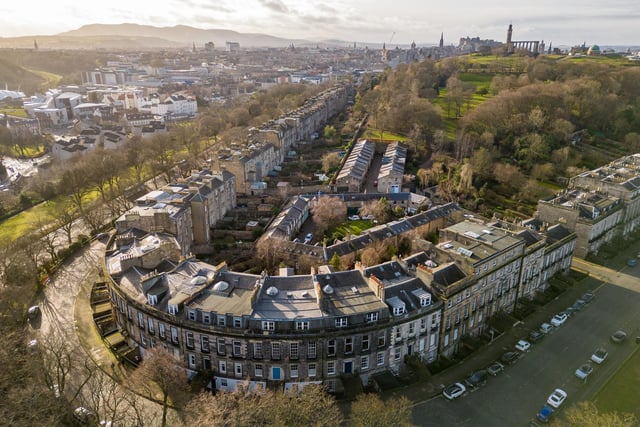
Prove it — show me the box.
[439,32,444,49]
[382,42,388,61]
[33,39,38,50]
[353,41,356,49]
[411,40,416,50]
[192,42,196,53]
[548,42,552,54]
[506,24,514,53]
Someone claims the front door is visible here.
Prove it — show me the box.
[272,367,281,380]
[344,361,352,374]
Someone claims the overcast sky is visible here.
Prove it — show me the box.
[1,0,638,46]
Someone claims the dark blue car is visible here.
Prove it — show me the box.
[536,405,553,423]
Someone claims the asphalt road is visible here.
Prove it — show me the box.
[412,274,640,426]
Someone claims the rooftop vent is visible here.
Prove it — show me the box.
[213,281,229,292]
[190,276,207,286]
[266,286,279,296]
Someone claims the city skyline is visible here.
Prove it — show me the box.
[1,0,639,47]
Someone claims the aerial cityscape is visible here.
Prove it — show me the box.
[1,3,640,426]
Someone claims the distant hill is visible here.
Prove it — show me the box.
[0,23,312,50]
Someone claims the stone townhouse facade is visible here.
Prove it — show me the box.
[335,140,375,192]
[377,142,407,194]
[536,189,623,257]
[218,143,279,195]
[537,154,640,257]
[411,217,576,358]
[104,232,442,394]
[221,83,350,192]
[114,169,237,256]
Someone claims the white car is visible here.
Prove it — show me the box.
[348,215,361,221]
[442,382,466,400]
[591,347,608,364]
[547,389,567,408]
[550,313,568,327]
[515,339,531,352]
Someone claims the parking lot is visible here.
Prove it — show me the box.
[410,267,640,425]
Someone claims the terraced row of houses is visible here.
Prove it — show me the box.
[104,187,576,392]
[217,83,351,194]
[536,153,640,257]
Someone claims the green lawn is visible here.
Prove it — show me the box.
[362,128,407,142]
[328,220,374,240]
[594,345,640,419]
[0,108,26,118]
[28,69,62,90]
[0,202,51,242]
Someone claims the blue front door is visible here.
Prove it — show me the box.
[272,367,281,380]
[344,361,352,374]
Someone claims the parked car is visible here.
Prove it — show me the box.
[536,405,554,423]
[348,215,360,221]
[464,369,488,389]
[442,382,466,400]
[486,361,504,376]
[610,330,627,343]
[591,347,609,364]
[529,330,544,343]
[575,363,594,380]
[27,305,40,319]
[304,233,313,243]
[500,351,520,365]
[581,293,594,303]
[547,389,567,408]
[571,299,586,312]
[550,313,568,327]
[362,214,375,220]
[516,339,531,352]
[540,323,554,334]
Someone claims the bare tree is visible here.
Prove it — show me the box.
[321,152,341,173]
[359,198,392,224]
[349,393,415,427]
[40,333,93,403]
[311,196,347,235]
[183,384,342,427]
[129,347,189,427]
[48,199,78,246]
[559,401,636,427]
[34,214,60,264]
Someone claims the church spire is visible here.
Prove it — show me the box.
[439,32,444,49]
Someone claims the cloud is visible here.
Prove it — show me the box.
[259,0,289,14]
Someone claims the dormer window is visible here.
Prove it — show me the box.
[393,306,405,316]
[188,310,197,321]
[335,317,348,328]
[365,312,379,323]
[168,304,179,315]
[147,294,158,306]
[262,321,275,331]
[420,296,431,307]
